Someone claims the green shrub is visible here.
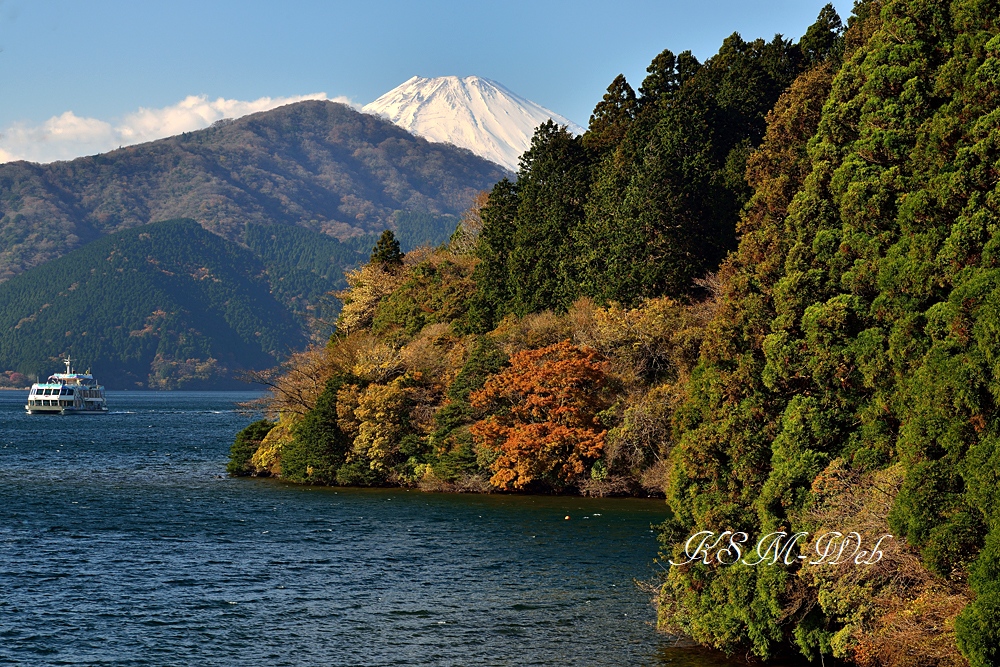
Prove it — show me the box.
[335,460,384,486]
[281,376,355,483]
[227,419,274,475]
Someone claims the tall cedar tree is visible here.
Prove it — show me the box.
[473,5,844,317]
[470,122,590,327]
[507,121,591,316]
[582,74,637,156]
[370,229,404,267]
[576,30,808,305]
[466,178,518,332]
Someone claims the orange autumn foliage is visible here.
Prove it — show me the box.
[469,341,609,490]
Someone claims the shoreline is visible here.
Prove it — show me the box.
[238,475,670,504]
[234,471,667,500]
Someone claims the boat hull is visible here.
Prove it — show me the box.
[25,405,109,415]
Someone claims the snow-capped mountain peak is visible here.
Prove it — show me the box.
[362,75,584,172]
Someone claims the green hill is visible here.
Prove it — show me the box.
[243,221,364,328]
[0,219,318,389]
[0,100,506,281]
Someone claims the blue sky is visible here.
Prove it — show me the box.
[0,0,850,162]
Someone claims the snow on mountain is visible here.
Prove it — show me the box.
[362,76,585,172]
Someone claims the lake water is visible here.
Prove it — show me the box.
[0,390,745,666]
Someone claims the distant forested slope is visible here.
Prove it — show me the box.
[0,219,313,388]
[243,222,364,326]
[0,100,506,281]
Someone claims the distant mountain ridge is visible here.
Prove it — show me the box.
[0,100,506,282]
[363,76,584,171]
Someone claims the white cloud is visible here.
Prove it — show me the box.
[0,93,357,164]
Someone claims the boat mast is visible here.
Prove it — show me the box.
[64,355,73,375]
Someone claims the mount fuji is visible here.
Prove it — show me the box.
[363,76,585,172]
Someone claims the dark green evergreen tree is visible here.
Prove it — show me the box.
[507,121,591,315]
[466,178,519,332]
[659,0,1000,661]
[281,375,357,483]
[468,124,590,326]
[576,27,811,306]
[798,3,845,67]
[637,48,701,109]
[582,74,637,156]
[227,419,275,475]
[370,229,404,267]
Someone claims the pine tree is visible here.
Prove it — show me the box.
[370,229,403,267]
[582,74,637,156]
[798,3,845,67]
[507,121,590,316]
[466,178,519,332]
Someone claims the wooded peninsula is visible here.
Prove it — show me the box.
[229,2,1000,664]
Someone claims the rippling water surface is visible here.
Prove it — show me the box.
[0,391,746,666]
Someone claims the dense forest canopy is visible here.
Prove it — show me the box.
[466,7,843,329]
[231,2,1000,664]
[0,220,351,388]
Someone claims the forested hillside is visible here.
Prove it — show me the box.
[657,2,1000,664]
[0,220,310,388]
[231,1,1000,664]
[0,100,506,281]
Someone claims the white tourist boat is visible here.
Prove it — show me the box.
[25,356,109,414]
